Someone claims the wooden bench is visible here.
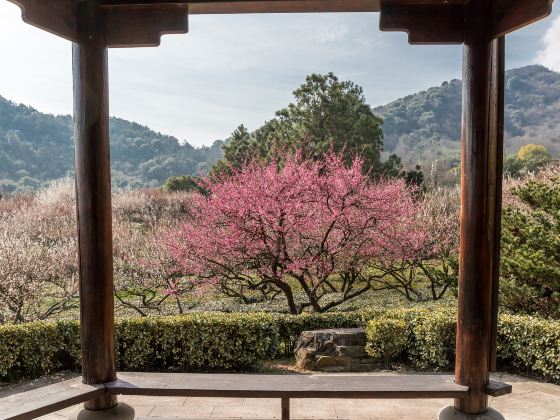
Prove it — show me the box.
[0,373,512,420]
[0,378,104,420]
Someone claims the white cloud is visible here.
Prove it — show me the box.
[536,14,560,71]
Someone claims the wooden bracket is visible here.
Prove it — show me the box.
[379,3,465,45]
[379,0,554,45]
[7,0,78,42]
[104,5,189,47]
[8,0,188,48]
[492,0,554,37]
[484,380,512,397]
[8,0,554,47]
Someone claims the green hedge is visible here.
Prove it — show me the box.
[498,313,560,381]
[2,308,560,383]
[0,321,81,380]
[0,313,278,381]
[116,313,278,371]
[365,317,407,368]
[365,307,560,381]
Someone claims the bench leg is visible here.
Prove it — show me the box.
[281,397,290,420]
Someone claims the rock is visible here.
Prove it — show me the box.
[294,328,373,372]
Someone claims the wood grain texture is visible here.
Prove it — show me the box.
[0,373,513,419]
[0,378,105,420]
[100,0,468,14]
[6,0,77,41]
[455,0,504,415]
[7,0,554,38]
[109,372,469,399]
[281,397,290,420]
[484,380,512,397]
[489,36,505,373]
[379,3,465,45]
[492,0,554,37]
[105,5,189,47]
[73,0,117,411]
[187,0,376,14]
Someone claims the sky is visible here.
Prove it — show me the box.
[0,2,559,147]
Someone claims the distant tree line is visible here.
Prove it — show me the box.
[0,95,224,193]
[374,65,560,181]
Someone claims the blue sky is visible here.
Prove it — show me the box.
[0,2,558,147]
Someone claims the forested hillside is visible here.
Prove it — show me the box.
[1,65,559,192]
[0,96,224,192]
[375,65,560,166]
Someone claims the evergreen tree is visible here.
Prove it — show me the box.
[500,164,560,317]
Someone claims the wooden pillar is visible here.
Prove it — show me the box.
[489,36,505,373]
[455,0,505,415]
[73,0,117,411]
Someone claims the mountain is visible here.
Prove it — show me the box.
[375,65,560,167]
[0,96,224,193]
[1,65,559,192]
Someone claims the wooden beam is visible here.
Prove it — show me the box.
[73,0,117,411]
[105,5,189,47]
[379,3,465,44]
[187,0,376,14]
[6,0,77,42]
[109,372,469,399]
[492,0,554,37]
[101,0,379,13]
[7,0,554,38]
[0,378,105,420]
[100,0,468,14]
[455,0,504,415]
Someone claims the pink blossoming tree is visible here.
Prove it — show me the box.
[166,152,424,314]
[370,186,460,301]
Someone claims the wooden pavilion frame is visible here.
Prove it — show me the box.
[1,0,556,419]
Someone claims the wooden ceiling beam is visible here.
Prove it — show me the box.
[7,0,77,42]
[6,0,556,46]
[379,0,555,45]
[105,5,188,47]
[99,0,472,13]
[492,0,554,37]
[100,0,380,13]
[7,0,189,47]
[186,0,377,14]
[379,3,465,44]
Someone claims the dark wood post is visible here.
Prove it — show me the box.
[281,398,290,420]
[455,0,505,415]
[489,37,505,373]
[73,0,117,411]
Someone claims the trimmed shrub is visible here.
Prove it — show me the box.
[363,306,456,371]
[362,307,560,381]
[2,307,560,384]
[0,313,278,381]
[116,312,279,371]
[409,307,456,370]
[0,321,80,380]
[365,317,408,367]
[498,313,560,381]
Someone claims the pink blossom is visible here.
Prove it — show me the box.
[165,151,424,314]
